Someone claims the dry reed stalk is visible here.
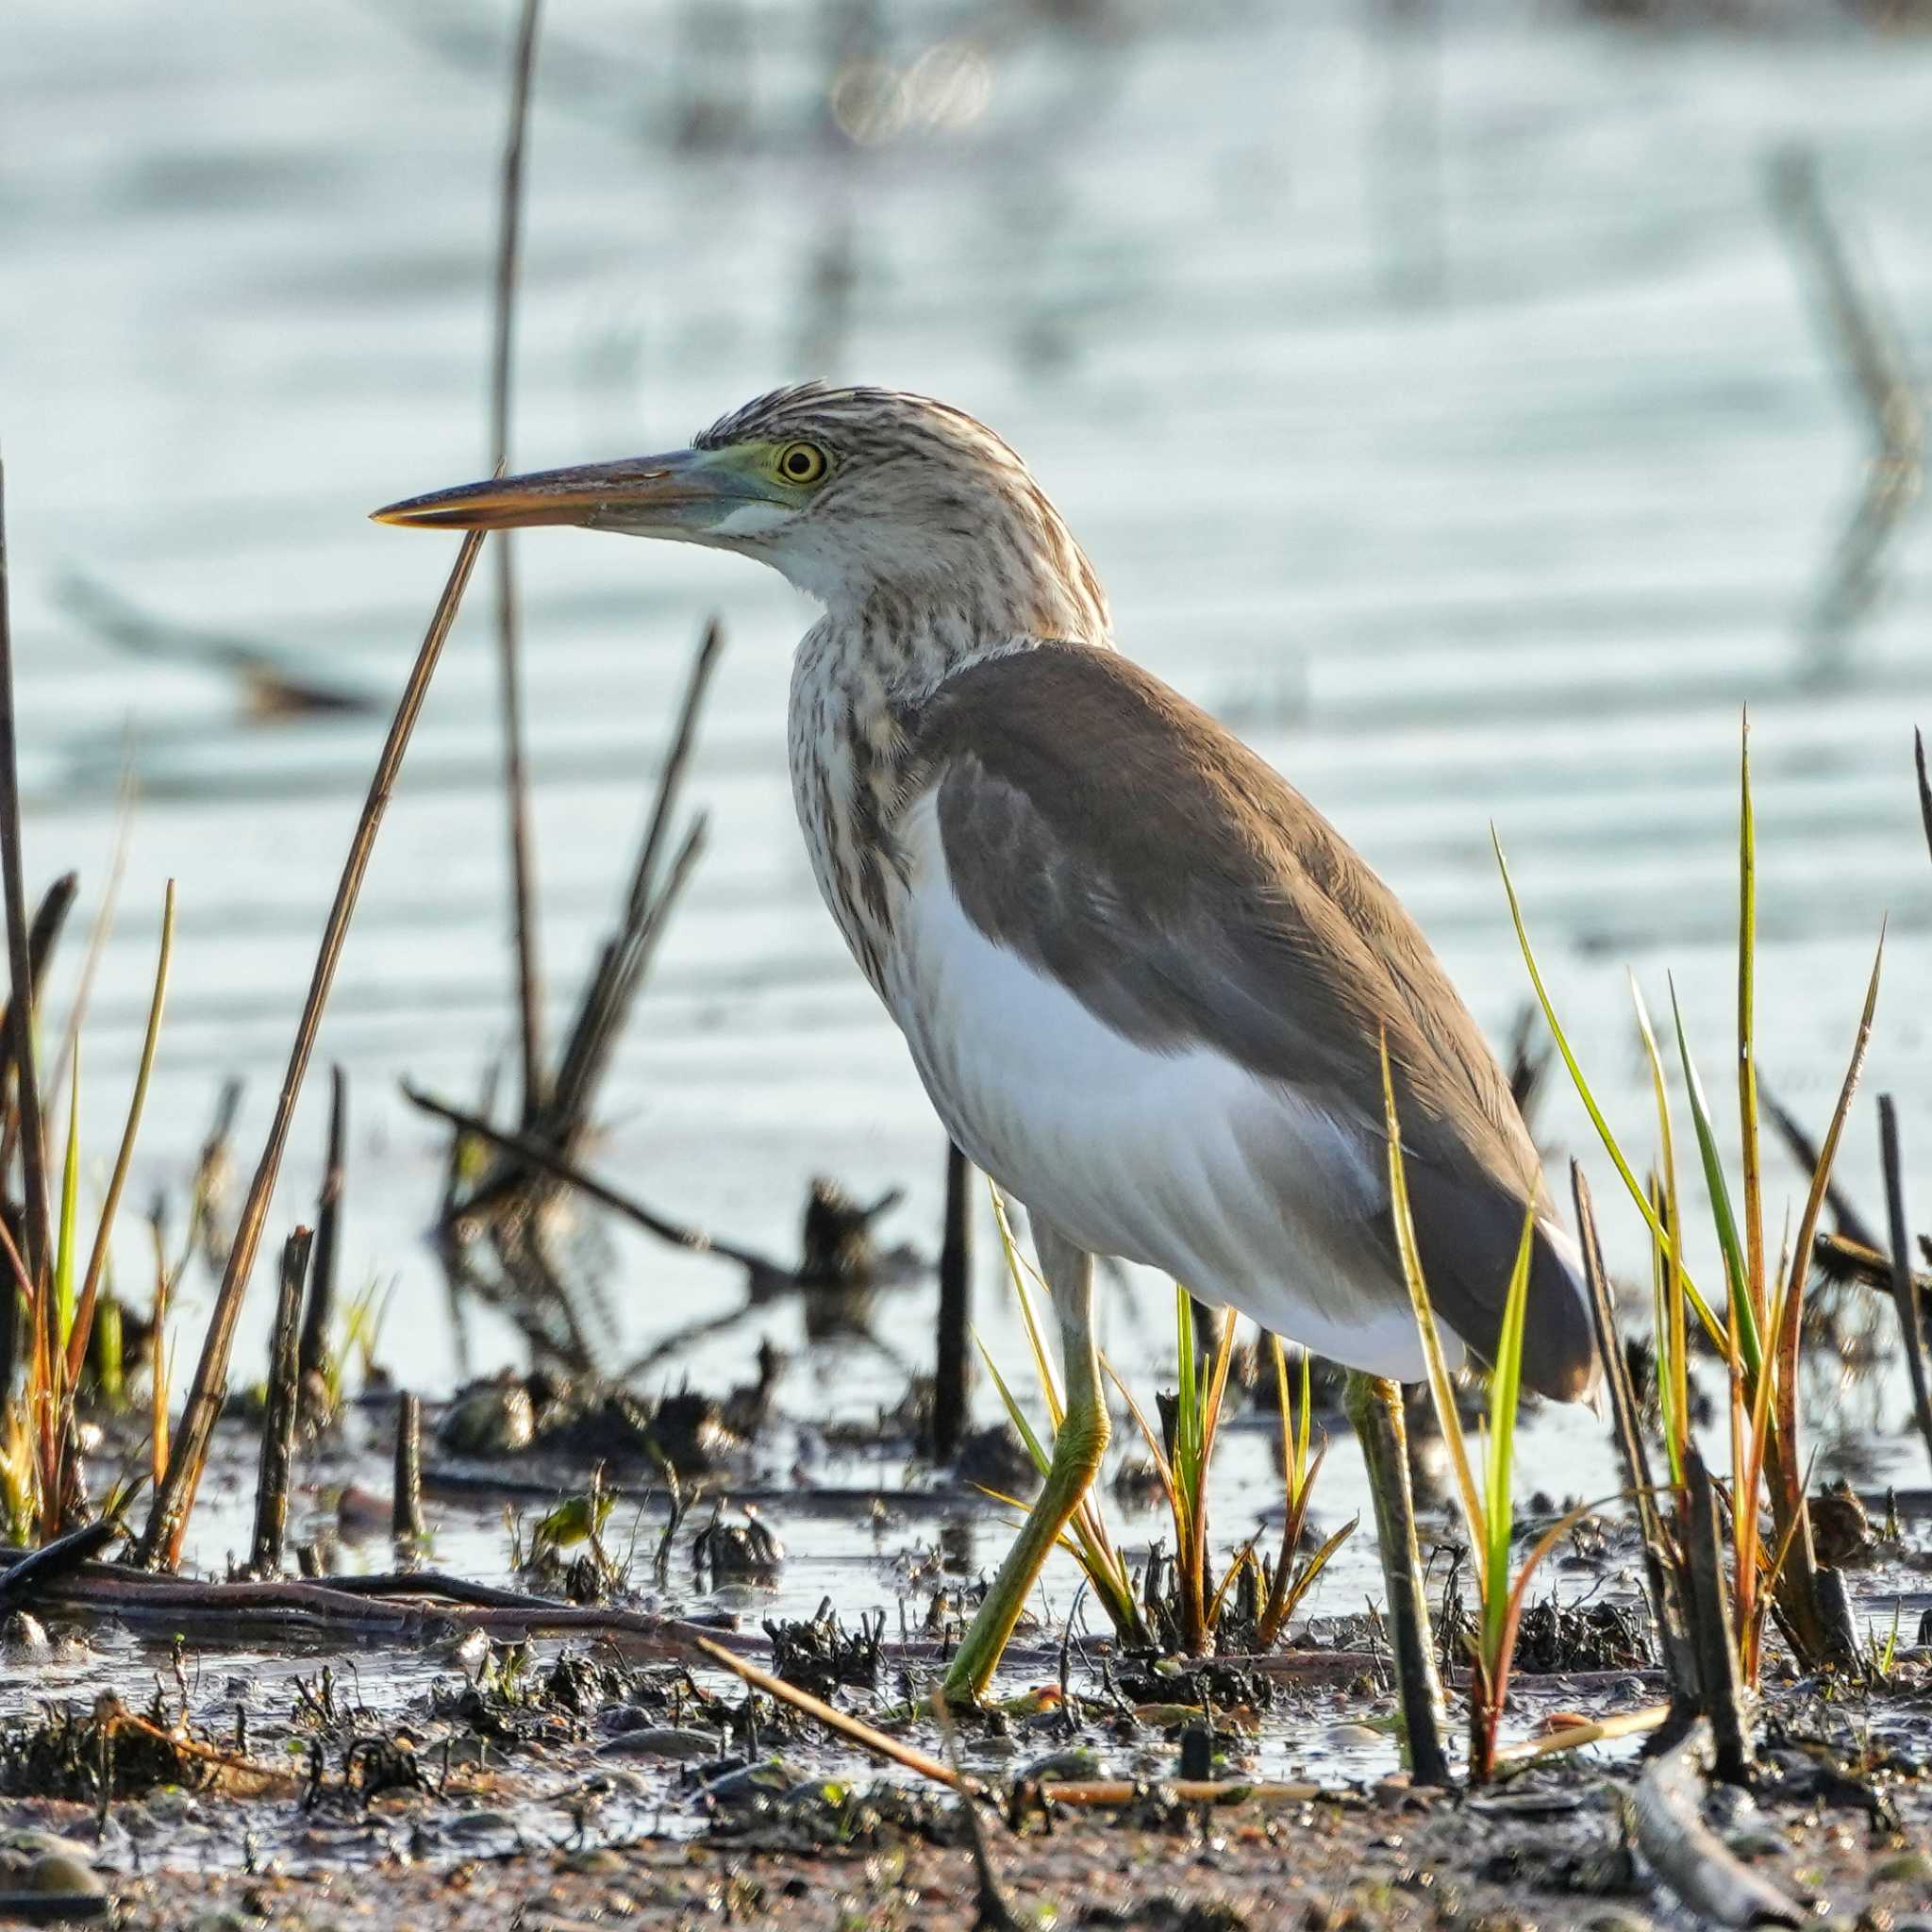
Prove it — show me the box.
[0,464,53,1291]
[491,0,547,1123]
[137,532,485,1569]
[690,1633,975,1791]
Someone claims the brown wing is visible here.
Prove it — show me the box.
[907,643,1594,1400]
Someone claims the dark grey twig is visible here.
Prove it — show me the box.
[250,1228,312,1577]
[138,532,486,1569]
[1915,727,1931,867]
[0,871,77,1198]
[532,619,723,1163]
[1879,1096,1932,1480]
[404,1081,783,1282]
[1760,1078,1882,1252]
[1815,1228,1932,1304]
[1682,1443,1751,1785]
[932,1141,973,1463]
[1768,145,1925,663]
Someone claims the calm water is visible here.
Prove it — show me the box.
[5,2,1931,1588]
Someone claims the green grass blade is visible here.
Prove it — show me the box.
[974,1333,1053,1479]
[1174,1284,1200,1491]
[1667,975,1762,1386]
[1629,972,1713,1455]
[1380,1034,1485,1553]
[1495,832,1711,1310]
[1736,713,1766,1325]
[1272,1511,1357,1631]
[1481,1209,1537,1662]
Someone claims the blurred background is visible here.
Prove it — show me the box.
[4,0,1928,1414]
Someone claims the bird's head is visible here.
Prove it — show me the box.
[374,383,1110,642]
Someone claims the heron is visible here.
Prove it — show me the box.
[375,384,1598,1761]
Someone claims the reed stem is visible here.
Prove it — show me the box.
[137,532,484,1569]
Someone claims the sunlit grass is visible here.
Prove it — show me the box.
[980,1189,1347,1661]
[977,1188,1144,1647]
[1382,1038,1599,1784]
[1498,714,1882,1688]
[4,882,175,1543]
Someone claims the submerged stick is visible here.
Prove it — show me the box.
[1630,1720,1801,1927]
[1879,1095,1932,1480]
[393,1391,425,1543]
[407,1080,785,1281]
[0,462,54,1291]
[249,1227,311,1576]
[691,1633,975,1792]
[138,533,485,1569]
[931,1141,974,1463]
[491,0,547,1124]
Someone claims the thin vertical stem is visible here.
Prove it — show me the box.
[1879,1097,1932,1480]
[67,880,175,1385]
[137,533,484,1569]
[1736,713,1766,1326]
[0,460,52,1291]
[492,0,546,1124]
[931,1141,972,1463]
[393,1391,426,1545]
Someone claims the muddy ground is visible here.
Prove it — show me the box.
[6,1738,1930,1931]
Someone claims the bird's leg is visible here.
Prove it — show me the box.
[1344,1369,1452,1787]
[941,1223,1108,1707]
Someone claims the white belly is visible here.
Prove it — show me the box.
[879,791,1452,1381]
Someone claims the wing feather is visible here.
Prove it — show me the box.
[905,643,1595,1400]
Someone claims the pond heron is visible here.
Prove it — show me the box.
[376,386,1599,1765]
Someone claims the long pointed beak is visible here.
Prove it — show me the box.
[371,450,726,533]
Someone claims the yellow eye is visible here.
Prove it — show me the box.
[775,441,829,486]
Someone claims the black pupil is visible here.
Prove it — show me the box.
[788,450,813,475]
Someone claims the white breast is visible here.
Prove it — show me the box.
[879,789,1455,1382]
